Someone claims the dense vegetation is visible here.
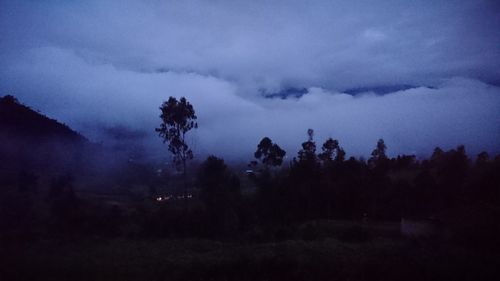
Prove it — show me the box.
[1,95,499,280]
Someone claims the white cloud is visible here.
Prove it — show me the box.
[1,1,499,161]
[2,0,499,91]
[1,47,499,161]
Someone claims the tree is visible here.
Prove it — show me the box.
[254,137,286,168]
[369,138,388,168]
[297,129,317,163]
[319,138,338,163]
[371,139,387,161]
[318,138,345,164]
[156,97,198,197]
[336,147,346,162]
[1,95,19,104]
[289,129,322,219]
[197,156,241,235]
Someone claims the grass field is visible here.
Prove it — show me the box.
[2,220,498,281]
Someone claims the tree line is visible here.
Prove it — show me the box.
[152,96,500,243]
[1,96,499,247]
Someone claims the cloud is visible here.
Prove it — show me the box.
[1,1,499,161]
[2,0,500,90]
[1,46,499,161]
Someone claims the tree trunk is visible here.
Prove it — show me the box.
[183,157,188,211]
[182,131,188,211]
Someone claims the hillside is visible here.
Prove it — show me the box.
[0,95,85,141]
[0,95,88,176]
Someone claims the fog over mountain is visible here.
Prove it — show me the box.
[1,0,499,161]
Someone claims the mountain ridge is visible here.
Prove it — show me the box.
[0,95,87,143]
[0,95,88,175]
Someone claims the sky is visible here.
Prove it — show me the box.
[1,0,500,161]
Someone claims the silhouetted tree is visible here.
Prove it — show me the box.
[156,96,198,199]
[434,145,469,207]
[432,146,444,158]
[369,138,387,165]
[288,129,323,219]
[336,147,346,163]
[318,138,338,163]
[297,129,317,164]
[393,155,417,170]
[1,94,19,104]
[476,151,490,166]
[197,156,241,236]
[254,137,286,168]
[318,138,346,165]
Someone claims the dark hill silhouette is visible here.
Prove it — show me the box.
[0,95,86,142]
[0,95,88,177]
[344,84,417,95]
[261,87,308,99]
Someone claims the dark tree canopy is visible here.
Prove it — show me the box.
[197,155,241,235]
[197,156,241,206]
[155,96,198,170]
[369,138,387,165]
[1,94,19,104]
[254,137,286,167]
[319,138,346,164]
[319,138,338,161]
[297,129,317,163]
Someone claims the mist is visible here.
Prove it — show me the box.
[1,0,500,161]
[3,2,500,278]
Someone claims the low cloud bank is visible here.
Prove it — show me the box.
[1,47,499,161]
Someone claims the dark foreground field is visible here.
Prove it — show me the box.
[2,221,498,281]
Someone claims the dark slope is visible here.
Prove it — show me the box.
[0,95,86,142]
[0,95,88,176]
[261,85,424,100]
[261,87,309,99]
[343,84,419,95]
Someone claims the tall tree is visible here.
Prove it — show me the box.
[318,138,345,164]
[254,137,286,168]
[156,97,198,197]
[369,138,387,167]
[197,156,241,235]
[297,129,317,163]
[318,138,338,163]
